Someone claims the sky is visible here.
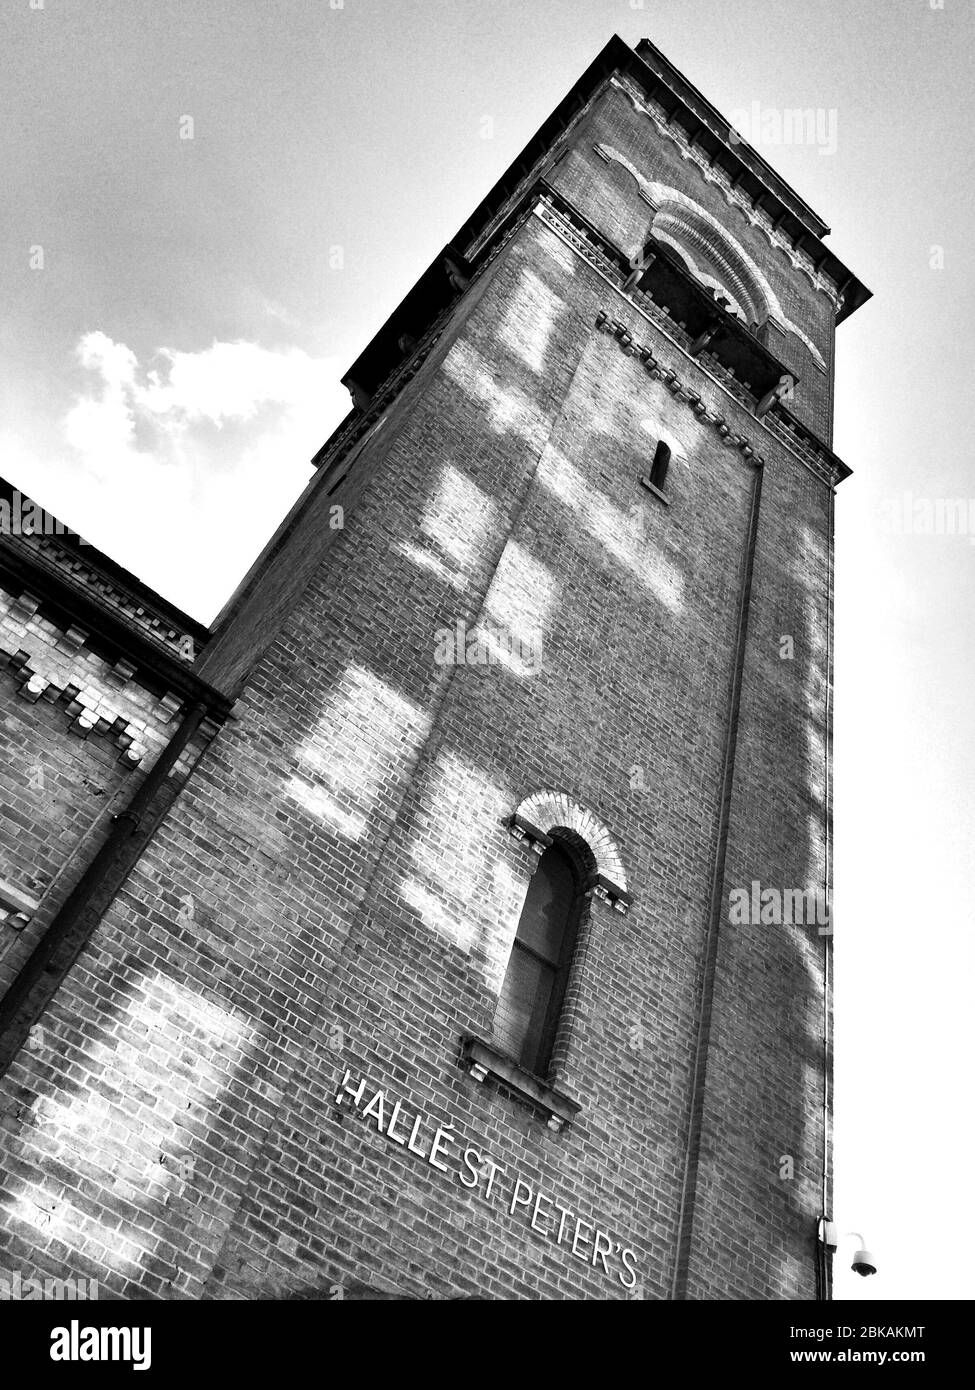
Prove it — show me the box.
[2,0,974,1301]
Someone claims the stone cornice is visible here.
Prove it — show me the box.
[312,202,537,482]
[0,543,234,719]
[19,535,204,660]
[446,35,868,324]
[631,37,830,239]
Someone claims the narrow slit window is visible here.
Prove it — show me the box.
[649,440,671,491]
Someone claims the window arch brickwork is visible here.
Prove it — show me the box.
[513,789,629,893]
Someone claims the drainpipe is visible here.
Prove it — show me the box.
[818,482,836,1299]
[670,454,764,1298]
[0,700,210,1072]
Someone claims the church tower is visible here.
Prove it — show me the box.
[0,36,868,1299]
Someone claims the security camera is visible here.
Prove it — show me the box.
[852,1248,877,1277]
[818,1222,878,1277]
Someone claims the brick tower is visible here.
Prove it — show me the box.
[0,36,868,1300]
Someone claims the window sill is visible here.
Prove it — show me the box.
[461,1036,582,1133]
[639,476,670,505]
[0,878,38,929]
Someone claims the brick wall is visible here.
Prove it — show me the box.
[0,199,835,1299]
[0,579,204,992]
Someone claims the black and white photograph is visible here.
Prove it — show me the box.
[0,0,971,1365]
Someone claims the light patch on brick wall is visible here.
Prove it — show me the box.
[441,339,545,443]
[796,529,829,877]
[481,857,536,992]
[5,974,251,1281]
[399,750,506,953]
[287,665,431,838]
[772,1243,811,1302]
[398,878,471,951]
[805,733,827,807]
[789,921,827,987]
[497,268,559,375]
[392,544,464,589]
[284,774,368,840]
[538,448,686,612]
[481,539,554,672]
[638,414,695,461]
[395,463,498,590]
[537,225,578,275]
[5,1187,147,1271]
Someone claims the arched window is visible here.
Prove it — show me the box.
[494,843,582,1077]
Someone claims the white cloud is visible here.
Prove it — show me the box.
[63,333,140,467]
[34,332,351,621]
[134,339,329,427]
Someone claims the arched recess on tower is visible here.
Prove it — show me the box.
[648,201,770,329]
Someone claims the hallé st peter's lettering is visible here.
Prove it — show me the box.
[335,1068,641,1289]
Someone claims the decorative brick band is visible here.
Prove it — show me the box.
[594,309,765,465]
[3,646,151,765]
[0,583,191,767]
[591,309,847,489]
